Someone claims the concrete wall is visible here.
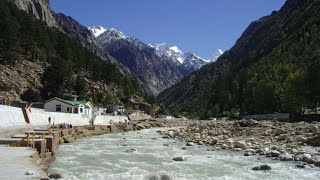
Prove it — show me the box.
[0,105,27,127]
[94,115,128,125]
[0,106,128,129]
[29,108,90,126]
[239,113,290,121]
[0,106,46,137]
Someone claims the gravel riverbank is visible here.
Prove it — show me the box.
[163,119,320,169]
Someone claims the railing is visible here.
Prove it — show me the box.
[10,133,36,148]
[9,131,47,148]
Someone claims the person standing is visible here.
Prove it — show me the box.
[48,116,51,125]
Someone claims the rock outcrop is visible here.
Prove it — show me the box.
[10,0,57,27]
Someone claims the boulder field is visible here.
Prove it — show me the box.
[162,119,320,168]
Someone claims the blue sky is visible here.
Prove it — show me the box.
[51,0,286,59]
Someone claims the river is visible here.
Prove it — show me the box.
[49,128,320,180]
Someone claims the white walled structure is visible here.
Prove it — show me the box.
[44,97,93,115]
[0,106,128,131]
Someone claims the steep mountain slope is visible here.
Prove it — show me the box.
[0,0,143,105]
[158,0,320,118]
[10,0,123,69]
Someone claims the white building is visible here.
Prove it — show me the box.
[44,97,93,115]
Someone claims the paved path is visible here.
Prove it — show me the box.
[0,145,46,179]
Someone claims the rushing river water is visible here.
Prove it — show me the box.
[50,128,320,180]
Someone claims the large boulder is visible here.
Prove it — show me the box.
[233,140,247,149]
[274,128,286,135]
[172,157,186,161]
[277,134,288,141]
[301,153,312,162]
[210,137,219,145]
[148,174,171,180]
[279,153,293,161]
[48,173,63,179]
[252,164,272,171]
[269,150,281,157]
[306,134,320,146]
[237,119,258,127]
[186,142,195,146]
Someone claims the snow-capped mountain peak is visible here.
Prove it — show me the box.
[151,43,184,64]
[209,49,224,62]
[88,25,107,37]
[169,46,182,54]
[93,26,127,44]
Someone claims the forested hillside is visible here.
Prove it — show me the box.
[158,0,320,118]
[0,1,143,105]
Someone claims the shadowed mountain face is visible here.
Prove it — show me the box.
[93,27,213,95]
[101,38,185,95]
[158,0,320,118]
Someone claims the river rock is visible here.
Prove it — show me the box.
[307,135,320,146]
[172,157,186,161]
[268,150,281,157]
[25,171,34,175]
[296,136,307,143]
[309,125,318,133]
[245,149,256,153]
[279,153,293,161]
[126,149,137,153]
[234,140,247,149]
[274,128,286,135]
[314,161,320,167]
[233,148,242,151]
[148,174,171,180]
[295,164,305,169]
[277,134,288,141]
[167,131,175,138]
[251,164,272,171]
[301,154,312,162]
[237,119,258,127]
[186,142,195,146]
[244,152,253,156]
[210,137,219,145]
[48,173,63,179]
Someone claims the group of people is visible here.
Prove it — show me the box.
[48,116,73,129]
[59,123,73,129]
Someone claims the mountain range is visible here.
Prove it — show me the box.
[158,0,320,118]
[88,25,222,95]
[10,0,224,96]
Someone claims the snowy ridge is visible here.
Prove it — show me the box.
[89,25,223,70]
[88,25,107,37]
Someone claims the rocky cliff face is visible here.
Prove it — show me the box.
[10,0,57,27]
[10,0,130,75]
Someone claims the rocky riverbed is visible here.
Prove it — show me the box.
[162,119,320,169]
